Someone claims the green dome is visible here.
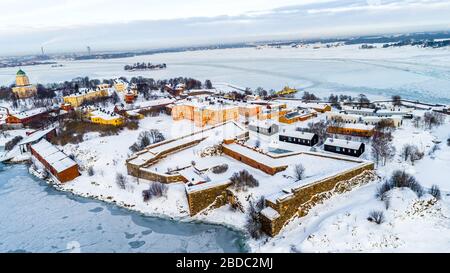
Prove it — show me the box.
[16,69,26,76]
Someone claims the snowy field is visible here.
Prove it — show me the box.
[1,44,450,104]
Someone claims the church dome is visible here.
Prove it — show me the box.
[17,69,26,76]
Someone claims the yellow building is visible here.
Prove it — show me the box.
[114,80,127,92]
[276,86,297,96]
[12,69,37,99]
[238,104,261,118]
[88,108,124,126]
[96,83,111,91]
[172,99,239,127]
[63,88,109,107]
[257,108,288,120]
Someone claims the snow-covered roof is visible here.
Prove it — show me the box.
[362,115,402,121]
[295,102,330,110]
[279,130,316,140]
[327,112,361,120]
[324,138,363,150]
[18,127,56,145]
[223,143,286,168]
[342,106,376,114]
[376,109,412,116]
[135,98,175,109]
[90,108,121,120]
[64,88,102,98]
[337,123,375,130]
[260,206,280,220]
[179,167,207,185]
[176,97,239,111]
[11,107,48,119]
[248,120,277,129]
[31,139,77,173]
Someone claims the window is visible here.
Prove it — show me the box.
[336,147,341,152]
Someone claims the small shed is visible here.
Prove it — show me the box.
[248,120,279,136]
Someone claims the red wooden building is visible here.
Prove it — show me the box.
[6,107,49,125]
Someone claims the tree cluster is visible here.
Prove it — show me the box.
[129,129,165,152]
[400,144,424,165]
[245,197,265,239]
[142,182,168,202]
[124,62,166,71]
[230,170,259,191]
[371,130,395,166]
[302,92,319,101]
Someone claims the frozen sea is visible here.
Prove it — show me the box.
[1,44,450,104]
[0,163,247,253]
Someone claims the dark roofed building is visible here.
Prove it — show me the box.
[279,130,318,147]
[324,138,365,157]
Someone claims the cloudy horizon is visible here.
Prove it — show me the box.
[1,0,450,56]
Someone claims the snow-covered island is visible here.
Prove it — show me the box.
[1,44,450,253]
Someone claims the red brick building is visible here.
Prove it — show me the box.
[30,139,79,183]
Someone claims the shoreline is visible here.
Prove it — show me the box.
[3,161,251,253]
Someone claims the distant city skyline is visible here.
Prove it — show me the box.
[1,0,450,56]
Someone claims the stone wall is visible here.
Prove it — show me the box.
[186,181,232,216]
[138,168,187,184]
[261,162,375,236]
[126,138,206,181]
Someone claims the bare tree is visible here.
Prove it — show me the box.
[142,182,168,201]
[211,164,228,174]
[230,170,259,191]
[245,197,265,239]
[368,210,385,224]
[412,116,421,128]
[254,139,261,148]
[423,112,445,129]
[294,164,305,181]
[129,129,165,152]
[400,144,414,161]
[429,185,441,200]
[87,166,95,176]
[392,95,402,106]
[409,146,424,165]
[307,120,329,145]
[389,170,424,197]
[371,131,395,166]
[115,173,127,189]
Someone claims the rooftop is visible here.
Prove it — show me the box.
[11,107,48,119]
[16,69,26,76]
[248,120,277,129]
[31,139,77,173]
[334,123,375,130]
[279,130,316,140]
[324,138,363,150]
[89,108,121,120]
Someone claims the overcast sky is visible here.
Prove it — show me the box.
[1,0,450,56]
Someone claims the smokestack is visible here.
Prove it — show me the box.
[41,46,44,55]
